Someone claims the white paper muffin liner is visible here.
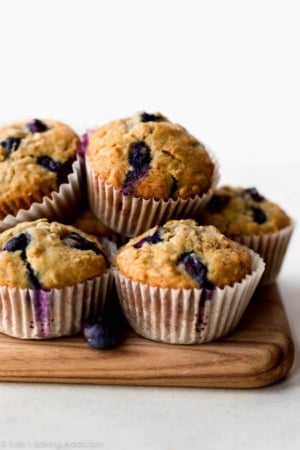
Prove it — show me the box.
[234,221,294,286]
[0,271,113,339]
[113,249,265,344]
[0,155,84,232]
[85,150,220,237]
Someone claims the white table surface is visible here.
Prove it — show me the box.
[0,161,299,450]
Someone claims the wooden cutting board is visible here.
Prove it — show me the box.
[0,283,294,388]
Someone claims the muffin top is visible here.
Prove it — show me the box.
[86,111,215,200]
[0,119,80,219]
[71,207,119,240]
[199,186,291,238]
[0,219,109,289]
[115,219,252,289]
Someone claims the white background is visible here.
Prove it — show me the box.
[1,1,300,449]
[1,0,300,165]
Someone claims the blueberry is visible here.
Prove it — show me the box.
[37,155,61,172]
[3,233,41,289]
[83,283,125,350]
[133,229,162,248]
[62,231,108,262]
[140,112,164,123]
[178,252,214,289]
[3,233,31,257]
[37,156,73,184]
[121,171,141,196]
[26,262,42,289]
[251,206,267,224]
[27,119,48,133]
[206,194,230,213]
[0,137,21,154]
[122,140,152,195]
[178,252,215,333]
[244,187,265,202]
[83,317,120,349]
[128,140,151,170]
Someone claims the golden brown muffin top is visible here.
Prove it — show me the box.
[115,219,252,289]
[86,111,215,200]
[71,207,119,240]
[0,119,80,219]
[199,186,291,238]
[0,219,109,289]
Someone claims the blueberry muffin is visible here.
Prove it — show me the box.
[0,118,82,227]
[71,207,121,243]
[85,111,219,236]
[114,219,264,344]
[199,186,294,285]
[0,219,112,338]
[71,207,126,263]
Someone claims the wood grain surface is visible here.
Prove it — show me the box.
[0,284,294,388]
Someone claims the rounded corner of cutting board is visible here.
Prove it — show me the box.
[0,282,295,388]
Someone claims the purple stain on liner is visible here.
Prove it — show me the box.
[196,287,214,333]
[32,289,52,338]
[78,130,91,157]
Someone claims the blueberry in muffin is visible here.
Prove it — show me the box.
[0,119,80,220]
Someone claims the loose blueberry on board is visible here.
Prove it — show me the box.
[206,194,230,213]
[27,119,49,133]
[244,187,265,202]
[133,229,162,248]
[178,252,214,289]
[140,112,164,123]
[83,317,120,350]
[0,136,21,154]
[83,285,125,350]
[251,206,267,224]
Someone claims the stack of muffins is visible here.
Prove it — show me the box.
[0,112,294,344]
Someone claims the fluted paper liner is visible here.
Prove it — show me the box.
[235,221,294,286]
[85,150,220,237]
[114,250,265,344]
[0,155,84,232]
[0,272,113,339]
